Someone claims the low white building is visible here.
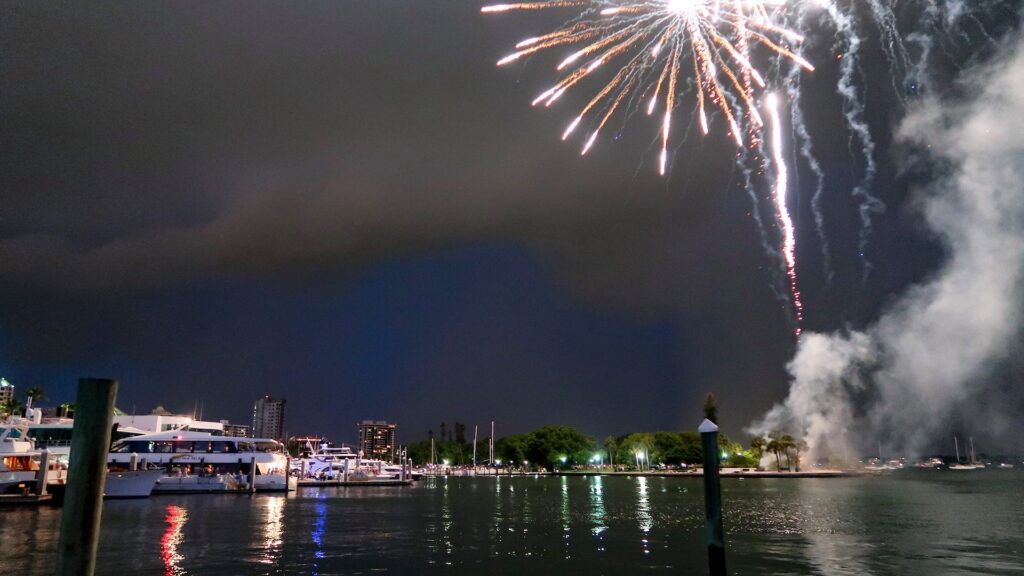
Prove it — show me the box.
[113,412,224,435]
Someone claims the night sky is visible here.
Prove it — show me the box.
[1,2,1018,447]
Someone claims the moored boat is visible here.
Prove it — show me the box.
[104,468,163,498]
[107,430,290,492]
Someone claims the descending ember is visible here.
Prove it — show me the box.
[482,0,813,172]
[766,93,803,337]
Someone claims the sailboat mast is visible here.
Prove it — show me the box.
[970,437,976,464]
[490,421,495,465]
[472,425,478,467]
[955,435,961,463]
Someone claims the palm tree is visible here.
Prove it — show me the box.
[0,398,24,420]
[25,387,47,411]
[794,439,809,471]
[59,402,75,418]
[603,436,618,468]
[766,438,783,471]
[750,437,767,461]
[779,435,797,471]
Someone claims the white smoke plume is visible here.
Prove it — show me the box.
[751,33,1024,460]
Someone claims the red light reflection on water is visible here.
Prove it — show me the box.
[161,504,188,576]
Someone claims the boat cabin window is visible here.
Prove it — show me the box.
[151,441,175,453]
[110,439,245,454]
[3,456,38,471]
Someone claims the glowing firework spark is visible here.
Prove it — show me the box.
[766,93,803,336]
[485,0,813,335]
[482,0,813,175]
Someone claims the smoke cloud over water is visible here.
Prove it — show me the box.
[751,32,1024,459]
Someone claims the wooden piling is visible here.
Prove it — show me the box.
[57,378,118,576]
[248,456,257,494]
[699,418,726,576]
[36,450,50,496]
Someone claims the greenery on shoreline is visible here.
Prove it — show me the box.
[403,422,797,470]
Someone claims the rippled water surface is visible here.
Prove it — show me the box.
[3,471,1023,575]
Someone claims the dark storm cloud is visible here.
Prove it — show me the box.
[2,1,974,441]
[0,0,738,302]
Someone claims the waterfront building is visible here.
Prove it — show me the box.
[0,378,14,405]
[357,420,397,462]
[221,420,251,438]
[253,396,286,441]
[113,406,225,435]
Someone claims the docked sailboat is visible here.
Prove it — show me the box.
[949,436,984,470]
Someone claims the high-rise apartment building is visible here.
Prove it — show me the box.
[0,378,14,405]
[220,420,251,438]
[357,420,397,462]
[253,396,286,441]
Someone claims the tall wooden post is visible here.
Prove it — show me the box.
[700,418,726,576]
[248,456,257,493]
[57,378,118,576]
[36,450,50,496]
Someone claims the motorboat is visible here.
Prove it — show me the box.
[103,468,163,498]
[1,423,68,494]
[293,442,408,481]
[108,430,290,492]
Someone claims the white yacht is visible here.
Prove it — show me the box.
[293,442,405,481]
[1,425,66,494]
[103,468,164,498]
[108,430,291,492]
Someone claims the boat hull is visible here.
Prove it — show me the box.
[104,469,162,498]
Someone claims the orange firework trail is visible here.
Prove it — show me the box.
[482,0,813,175]
[483,0,813,335]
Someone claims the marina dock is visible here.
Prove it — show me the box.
[296,478,414,487]
[0,493,53,506]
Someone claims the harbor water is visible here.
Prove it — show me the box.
[3,471,1023,575]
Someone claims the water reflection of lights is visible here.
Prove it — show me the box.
[261,496,285,565]
[161,504,188,576]
[441,477,453,557]
[636,477,652,554]
[311,500,327,575]
[560,475,571,559]
[590,476,607,538]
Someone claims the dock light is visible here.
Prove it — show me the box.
[559,456,567,463]
[495,459,502,465]
[442,459,450,466]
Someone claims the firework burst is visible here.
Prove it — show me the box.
[485,0,814,335]
[483,0,813,175]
